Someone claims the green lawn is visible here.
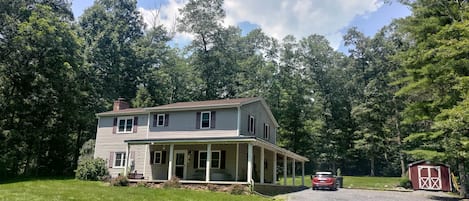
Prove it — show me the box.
[0,178,275,201]
[278,175,402,190]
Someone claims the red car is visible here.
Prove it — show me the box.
[311,171,337,190]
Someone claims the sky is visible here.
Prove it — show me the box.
[71,0,411,52]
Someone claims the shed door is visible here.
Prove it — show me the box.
[418,166,441,190]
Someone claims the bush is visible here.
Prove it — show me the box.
[399,177,412,189]
[229,184,248,195]
[111,176,129,186]
[162,176,180,188]
[75,158,109,181]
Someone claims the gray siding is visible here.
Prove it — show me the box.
[240,102,277,144]
[147,108,238,138]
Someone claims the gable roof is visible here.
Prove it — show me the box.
[96,97,278,127]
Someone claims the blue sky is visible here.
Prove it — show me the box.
[71,0,410,52]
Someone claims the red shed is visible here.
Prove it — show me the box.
[408,160,452,192]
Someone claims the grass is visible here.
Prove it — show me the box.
[277,175,403,191]
[0,178,276,201]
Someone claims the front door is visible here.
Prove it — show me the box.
[174,150,187,179]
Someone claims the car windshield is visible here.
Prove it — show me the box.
[315,173,333,178]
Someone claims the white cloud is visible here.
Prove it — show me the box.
[138,0,383,49]
[223,0,383,49]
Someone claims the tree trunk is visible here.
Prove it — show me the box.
[458,159,467,198]
[393,97,406,177]
[370,157,375,176]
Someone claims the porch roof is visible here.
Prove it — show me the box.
[124,136,309,162]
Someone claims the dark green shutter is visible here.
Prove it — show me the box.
[193,151,199,168]
[220,150,226,169]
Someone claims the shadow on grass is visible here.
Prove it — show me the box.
[0,176,74,184]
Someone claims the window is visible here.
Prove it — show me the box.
[153,151,162,164]
[157,114,165,127]
[200,111,211,129]
[117,117,133,133]
[248,115,255,134]
[198,151,220,169]
[264,123,270,139]
[114,152,126,168]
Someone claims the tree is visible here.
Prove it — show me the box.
[395,0,469,196]
[0,1,83,177]
[80,0,144,104]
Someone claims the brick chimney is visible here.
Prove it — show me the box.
[113,98,129,111]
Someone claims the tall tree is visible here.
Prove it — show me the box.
[0,1,83,177]
[80,0,144,105]
[396,0,469,196]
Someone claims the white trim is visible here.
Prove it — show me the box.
[198,150,221,169]
[200,111,211,129]
[273,151,277,184]
[237,106,241,136]
[205,144,211,182]
[168,144,174,180]
[260,147,265,184]
[418,165,442,190]
[247,143,253,182]
[117,116,134,133]
[156,114,165,127]
[264,123,270,139]
[292,159,296,186]
[113,152,127,168]
[249,115,255,134]
[283,155,287,186]
[153,151,162,164]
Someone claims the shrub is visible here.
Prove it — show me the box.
[75,158,109,181]
[111,176,129,186]
[229,184,247,195]
[399,177,412,189]
[162,176,180,188]
[207,184,218,192]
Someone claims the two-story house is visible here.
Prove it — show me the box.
[94,97,308,186]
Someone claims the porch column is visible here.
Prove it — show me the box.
[283,155,287,185]
[301,161,305,186]
[260,147,264,184]
[273,151,277,184]
[247,143,253,183]
[168,144,174,180]
[292,159,296,186]
[124,143,130,176]
[235,143,239,182]
[205,144,211,182]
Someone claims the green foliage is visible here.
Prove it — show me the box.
[75,158,108,181]
[110,175,129,186]
[399,177,412,189]
[162,176,181,188]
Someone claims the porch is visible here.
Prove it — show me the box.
[123,136,309,186]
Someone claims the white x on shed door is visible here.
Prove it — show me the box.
[418,165,442,190]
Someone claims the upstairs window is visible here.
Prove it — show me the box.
[248,115,255,134]
[264,123,270,139]
[157,114,165,127]
[201,111,211,129]
[114,152,126,168]
[117,117,133,133]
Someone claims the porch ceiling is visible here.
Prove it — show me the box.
[124,136,309,162]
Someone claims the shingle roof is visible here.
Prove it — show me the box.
[96,97,259,116]
[147,97,259,110]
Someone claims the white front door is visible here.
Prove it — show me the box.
[173,150,187,179]
[418,165,442,190]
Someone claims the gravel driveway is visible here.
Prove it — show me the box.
[285,188,460,201]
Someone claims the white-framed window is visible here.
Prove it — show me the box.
[153,151,162,164]
[248,115,255,134]
[264,123,270,139]
[200,111,211,129]
[117,116,133,133]
[198,150,220,169]
[114,152,126,168]
[156,114,165,127]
